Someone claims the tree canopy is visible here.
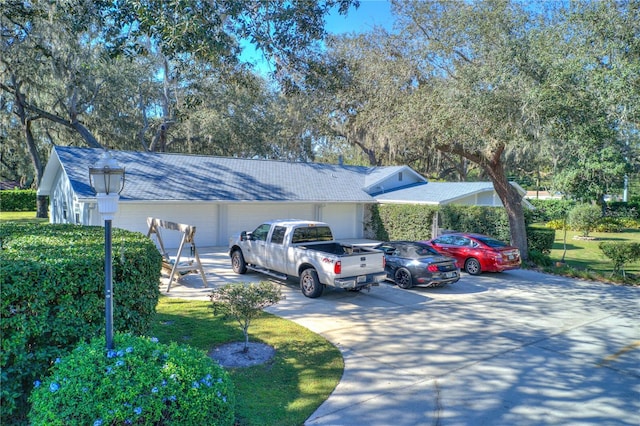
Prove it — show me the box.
[294,0,638,257]
[1,0,637,241]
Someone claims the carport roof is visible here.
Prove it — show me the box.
[39,146,393,203]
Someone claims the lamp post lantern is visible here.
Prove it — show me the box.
[89,151,125,350]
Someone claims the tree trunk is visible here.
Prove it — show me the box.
[437,142,529,260]
[37,195,48,219]
[12,80,49,218]
[484,159,529,260]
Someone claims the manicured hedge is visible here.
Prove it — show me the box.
[367,204,438,241]
[439,204,511,243]
[370,204,510,242]
[369,204,554,255]
[607,201,640,218]
[0,189,38,211]
[0,223,162,425]
[526,227,556,254]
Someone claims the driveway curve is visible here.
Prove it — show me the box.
[162,248,639,426]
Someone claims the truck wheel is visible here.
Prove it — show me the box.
[231,250,247,274]
[394,268,413,289]
[300,268,323,298]
[464,258,481,275]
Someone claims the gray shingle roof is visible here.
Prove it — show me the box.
[375,181,498,204]
[49,146,382,203]
[374,181,530,208]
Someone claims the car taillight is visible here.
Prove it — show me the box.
[382,256,386,269]
[427,264,439,272]
[334,261,342,275]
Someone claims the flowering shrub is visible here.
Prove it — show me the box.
[594,217,624,233]
[1,223,161,424]
[29,333,235,425]
[545,219,566,230]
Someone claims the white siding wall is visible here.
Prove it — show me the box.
[477,191,501,206]
[377,169,423,193]
[454,192,503,207]
[50,169,78,225]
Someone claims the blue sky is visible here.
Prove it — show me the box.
[325,0,393,34]
[241,1,394,76]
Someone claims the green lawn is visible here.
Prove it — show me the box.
[151,297,343,426]
[0,211,48,223]
[546,228,640,282]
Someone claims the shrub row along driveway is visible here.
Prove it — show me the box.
[163,248,639,425]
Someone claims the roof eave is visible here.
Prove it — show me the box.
[36,147,62,196]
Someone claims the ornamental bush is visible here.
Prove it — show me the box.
[595,217,625,233]
[1,223,162,424]
[599,242,640,277]
[545,219,566,230]
[567,204,601,237]
[29,333,235,425]
[211,282,284,352]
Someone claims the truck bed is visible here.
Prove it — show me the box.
[296,242,377,256]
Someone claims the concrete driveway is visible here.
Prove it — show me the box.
[161,247,640,426]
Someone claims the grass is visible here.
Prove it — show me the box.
[151,297,343,426]
[542,227,640,284]
[0,211,48,223]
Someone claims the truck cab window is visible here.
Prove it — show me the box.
[252,224,271,241]
[270,226,286,244]
[292,226,333,243]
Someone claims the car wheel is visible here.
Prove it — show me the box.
[464,258,481,275]
[394,268,413,289]
[231,250,247,274]
[300,268,324,298]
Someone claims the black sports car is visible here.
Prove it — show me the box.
[374,241,460,289]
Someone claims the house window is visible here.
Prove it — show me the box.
[398,172,403,181]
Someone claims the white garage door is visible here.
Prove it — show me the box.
[119,203,219,249]
[320,204,360,239]
[224,203,315,244]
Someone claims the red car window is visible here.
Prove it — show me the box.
[475,236,509,248]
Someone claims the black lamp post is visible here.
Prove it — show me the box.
[89,151,125,350]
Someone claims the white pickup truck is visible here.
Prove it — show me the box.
[229,219,386,298]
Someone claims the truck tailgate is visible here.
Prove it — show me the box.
[338,250,385,277]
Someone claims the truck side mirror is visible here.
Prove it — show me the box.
[240,231,250,241]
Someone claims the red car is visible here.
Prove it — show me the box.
[423,233,521,275]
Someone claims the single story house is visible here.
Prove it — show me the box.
[38,146,529,248]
